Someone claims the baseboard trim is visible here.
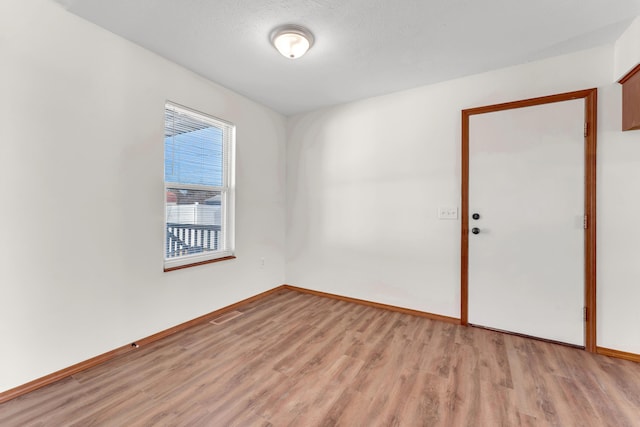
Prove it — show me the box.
[9,284,636,404]
[283,284,461,325]
[0,342,136,405]
[0,285,286,404]
[597,347,640,363]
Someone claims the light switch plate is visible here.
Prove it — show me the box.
[438,207,458,219]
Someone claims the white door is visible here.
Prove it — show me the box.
[468,99,585,346]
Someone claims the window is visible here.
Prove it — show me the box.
[164,102,235,270]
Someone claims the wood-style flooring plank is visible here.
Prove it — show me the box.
[2,288,640,426]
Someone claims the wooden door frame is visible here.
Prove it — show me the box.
[460,88,597,352]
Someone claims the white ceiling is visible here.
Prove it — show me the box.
[53,0,640,116]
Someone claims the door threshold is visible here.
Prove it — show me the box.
[469,323,585,350]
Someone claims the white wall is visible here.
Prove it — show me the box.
[0,0,286,392]
[614,16,640,80]
[600,17,640,353]
[286,44,640,354]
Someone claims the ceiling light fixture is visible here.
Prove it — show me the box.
[270,24,314,59]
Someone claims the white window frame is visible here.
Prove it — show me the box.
[163,102,235,271]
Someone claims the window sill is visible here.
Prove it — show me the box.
[164,255,236,272]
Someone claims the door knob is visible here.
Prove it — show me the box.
[471,227,480,234]
[472,213,480,220]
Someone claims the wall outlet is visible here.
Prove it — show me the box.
[438,207,458,219]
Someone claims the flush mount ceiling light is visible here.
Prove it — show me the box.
[270,24,314,59]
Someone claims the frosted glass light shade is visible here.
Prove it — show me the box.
[270,25,314,59]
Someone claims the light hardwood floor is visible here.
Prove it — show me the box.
[2,289,640,426]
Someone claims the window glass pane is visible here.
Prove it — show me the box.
[166,187,224,259]
[164,109,223,186]
[164,102,234,270]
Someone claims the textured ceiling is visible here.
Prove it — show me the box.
[53,0,640,116]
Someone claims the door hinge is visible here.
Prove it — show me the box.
[584,307,588,322]
[583,215,588,229]
[584,122,588,137]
